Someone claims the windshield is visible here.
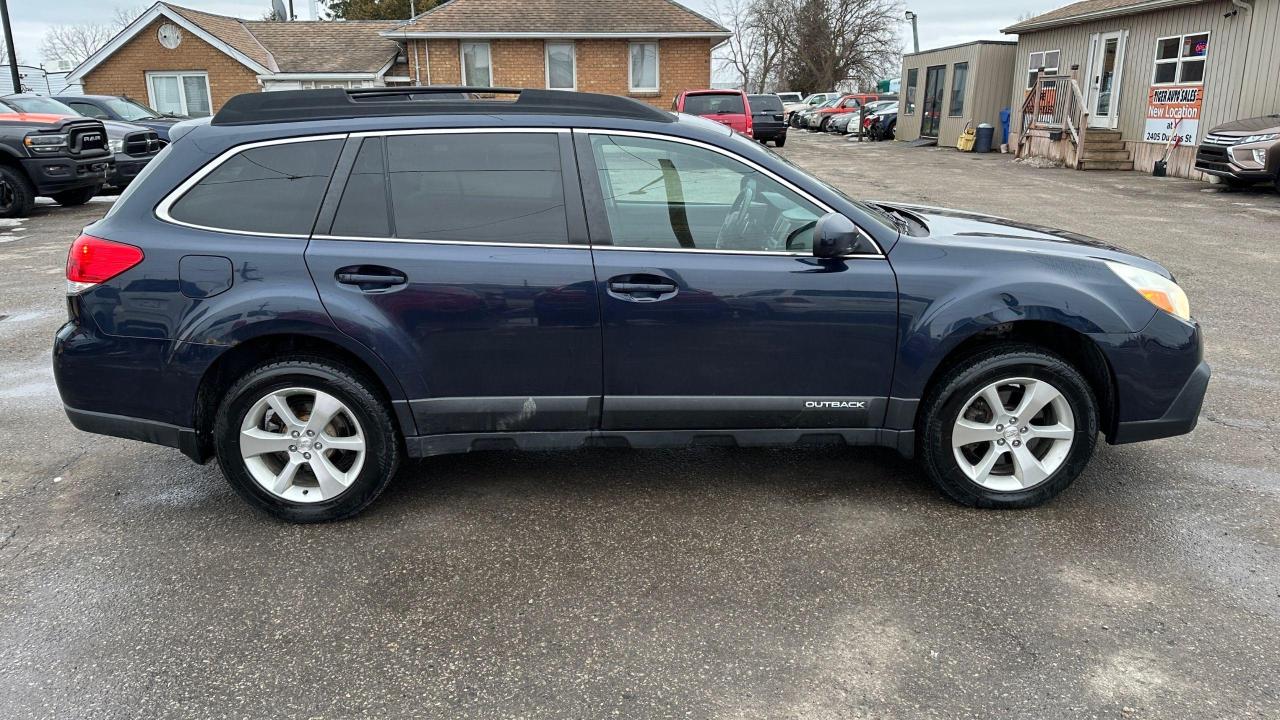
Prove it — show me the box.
[4,96,78,115]
[802,94,828,105]
[682,94,746,115]
[777,93,801,103]
[103,97,161,120]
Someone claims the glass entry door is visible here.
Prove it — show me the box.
[1089,31,1125,127]
[920,65,945,137]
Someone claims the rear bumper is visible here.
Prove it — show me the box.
[1111,360,1210,444]
[20,155,110,195]
[752,125,787,140]
[63,406,205,462]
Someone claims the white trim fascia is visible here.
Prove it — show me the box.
[1001,0,1206,34]
[379,31,731,39]
[68,3,273,81]
[257,73,380,81]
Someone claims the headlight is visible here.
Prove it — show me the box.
[1105,261,1191,322]
[1240,133,1278,144]
[109,138,124,154]
[23,133,68,152]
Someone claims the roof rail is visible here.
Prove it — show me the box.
[212,86,674,126]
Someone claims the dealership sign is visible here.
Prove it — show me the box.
[1143,85,1203,144]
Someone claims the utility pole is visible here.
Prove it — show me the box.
[904,10,920,54]
[1,0,21,93]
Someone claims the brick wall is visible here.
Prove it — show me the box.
[82,18,261,113]
[413,37,713,107]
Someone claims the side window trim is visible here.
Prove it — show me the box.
[313,127,589,248]
[571,128,884,257]
[155,133,350,238]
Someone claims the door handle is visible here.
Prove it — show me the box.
[609,282,677,294]
[335,267,407,290]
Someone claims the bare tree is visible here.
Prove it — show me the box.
[40,5,144,65]
[711,0,792,93]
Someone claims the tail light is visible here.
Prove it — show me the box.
[66,234,144,294]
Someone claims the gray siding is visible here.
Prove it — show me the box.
[899,41,1017,146]
[1010,0,1278,143]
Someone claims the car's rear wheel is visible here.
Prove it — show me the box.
[51,185,99,207]
[214,356,401,523]
[0,165,36,218]
[774,135,786,147]
[919,345,1098,508]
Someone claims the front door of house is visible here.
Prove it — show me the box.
[921,65,945,138]
[1088,31,1126,128]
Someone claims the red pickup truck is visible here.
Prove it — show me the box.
[673,90,753,136]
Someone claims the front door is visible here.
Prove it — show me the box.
[307,130,603,436]
[574,131,898,432]
[1088,31,1126,127]
[920,65,945,138]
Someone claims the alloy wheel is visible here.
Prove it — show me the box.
[239,387,366,503]
[951,377,1075,492]
[0,178,13,213]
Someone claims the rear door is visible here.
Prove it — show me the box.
[307,129,603,436]
[575,130,898,432]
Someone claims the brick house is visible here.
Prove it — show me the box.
[379,0,730,107]
[66,0,728,116]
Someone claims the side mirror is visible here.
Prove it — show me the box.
[812,212,861,258]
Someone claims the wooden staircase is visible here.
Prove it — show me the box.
[1078,128,1133,171]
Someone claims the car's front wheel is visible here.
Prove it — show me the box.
[919,345,1098,508]
[214,356,401,522]
[0,165,36,218]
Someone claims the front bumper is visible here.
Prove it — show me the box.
[1112,360,1210,443]
[107,153,153,187]
[1195,145,1275,182]
[20,154,111,195]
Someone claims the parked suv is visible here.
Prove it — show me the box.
[1195,114,1280,192]
[746,93,787,146]
[673,89,752,135]
[54,87,1209,522]
[0,104,110,217]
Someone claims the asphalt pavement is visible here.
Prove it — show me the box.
[1,135,1277,719]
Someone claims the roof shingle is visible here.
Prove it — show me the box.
[244,21,401,73]
[1003,0,1209,33]
[386,0,730,35]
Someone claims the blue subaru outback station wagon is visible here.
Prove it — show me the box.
[53,88,1209,522]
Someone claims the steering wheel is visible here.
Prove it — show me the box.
[714,176,760,250]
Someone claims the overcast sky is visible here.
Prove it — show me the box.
[5,0,1057,70]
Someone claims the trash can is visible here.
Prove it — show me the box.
[974,123,995,153]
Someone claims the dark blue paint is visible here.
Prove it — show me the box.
[53,106,1207,462]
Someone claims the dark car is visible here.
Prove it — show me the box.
[54,87,1209,522]
[1194,114,1280,192]
[1,95,164,189]
[53,95,186,141]
[746,94,787,146]
[0,105,110,217]
[865,102,899,141]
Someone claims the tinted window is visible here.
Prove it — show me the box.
[387,132,568,244]
[331,137,390,237]
[168,139,342,235]
[590,134,822,252]
[748,95,783,112]
[68,101,109,119]
[682,94,746,115]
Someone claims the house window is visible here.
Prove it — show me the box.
[1026,50,1060,88]
[1154,32,1208,85]
[146,71,212,117]
[546,42,576,90]
[461,41,492,87]
[629,42,659,93]
[949,62,968,116]
[905,68,917,114]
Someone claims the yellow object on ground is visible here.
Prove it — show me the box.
[957,123,976,152]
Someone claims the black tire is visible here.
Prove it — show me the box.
[214,356,402,523]
[918,344,1099,508]
[818,117,830,132]
[51,185,100,207]
[0,164,36,219]
[774,135,786,148]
